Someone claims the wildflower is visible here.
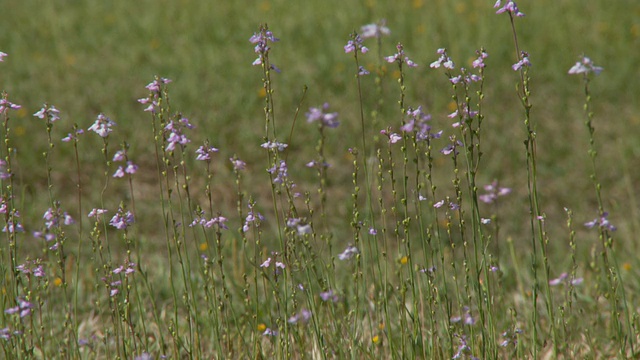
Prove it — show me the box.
[512,51,531,71]
[243,202,264,232]
[250,27,279,69]
[479,180,511,204]
[5,297,33,318]
[441,137,463,155]
[368,227,377,235]
[568,56,603,75]
[33,104,61,123]
[584,212,616,232]
[195,144,219,161]
[494,0,525,17]
[344,34,368,54]
[472,49,489,69]
[337,245,359,260]
[360,21,390,39]
[262,328,278,337]
[260,258,272,268]
[61,128,84,142]
[0,98,21,114]
[125,161,138,174]
[358,66,370,76]
[109,207,134,230]
[385,43,418,68]
[549,272,584,286]
[0,52,7,61]
[430,48,454,70]
[113,167,125,178]
[306,103,339,128]
[288,309,312,324]
[113,150,125,162]
[230,157,246,171]
[261,140,288,151]
[134,353,153,360]
[88,113,116,138]
[88,208,108,218]
[372,335,381,344]
[434,200,445,208]
[164,117,193,152]
[267,160,289,184]
[319,289,339,302]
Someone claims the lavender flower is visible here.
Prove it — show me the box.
[512,51,531,71]
[261,140,288,151]
[430,48,454,70]
[479,180,511,204]
[472,49,489,69]
[164,117,194,152]
[230,157,246,171]
[337,245,359,260]
[0,98,21,114]
[288,309,312,324]
[5,297,33,318]
[250,27,279,69]
[494,0,525,17]
[584,212,616,232]
[195,144,219,161]
[344,34,368,54]
[88,208,108,218]
[109,207,134,230]
[33,104,61,123]
[88,113,116,138]
[319,289,339,302]
[360,21,390,39]
[385,43,418,68]
[0,52,7,61]
[568,56,603,75]
[61,128,84,142]
[306,103,339,128]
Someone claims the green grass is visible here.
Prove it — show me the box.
[1,0,640,358]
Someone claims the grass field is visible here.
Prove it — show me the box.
[1,0,640,358]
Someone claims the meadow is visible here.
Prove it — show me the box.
[1,0,640,358]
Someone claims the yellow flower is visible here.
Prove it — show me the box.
[257,323,267,332]
[400,256,408,265]
[623,262,632,271]
[258,87,267,98]
[372,335,380,344]
[54,277,63,287]
[199,242,208,251]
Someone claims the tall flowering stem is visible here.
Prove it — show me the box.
[570,57,633,355]
[495,1,558,356]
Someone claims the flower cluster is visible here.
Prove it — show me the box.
[4,297,33,318]
[195,143,219,161]
[61,128,84,142]
[549,272,584,286]
[360,21,390,39]
[401,106,442,141]
[384,43,418,68]
[288,309,312,324]
[306,103,339,128]
[88,113,116,138]
[112,150,138,178]
[584,212,616,232]
[33,104,61,123]
[164,117,194,152]
[430,48,455,70]
[109,206,134,230]
[0,97,21,114]
[512,51,531,71]
[568,56,603,76]
[287,217,311,236]
[189,210,229,230]
[479,180,511,204]
[337,245,359,260]
[494,0,525,17]
[250,27,279,71]
[138,77,172,113]
[242,201,264,232]
[344,34,368,54]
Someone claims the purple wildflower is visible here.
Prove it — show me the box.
[512,51,531,71]
[33,104,61,123]
[0,98,21,114]
[61,128,84,142]
[479,180,511,204]
[344,34,368,54]
[584,212,616,232]
[250,27,279,69]
[288,309,312,324]
[385,43,418,68]
[88,113,116,138]
[88,208,108,218]
[494,0,525,17]
[338,245,359,260]
[472,49,489,69]
[568,56,603,75]
[430,48,455,70]
[0,52,7,61]
[109,207,134,230]
[230,157,246,171]
[261,140,288,151]
[5,297,33,318]
[360,21,390,39]
[164,117,194,152]
[195,144,219,161]
[319,290,339,303]
[306,103,339,128]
